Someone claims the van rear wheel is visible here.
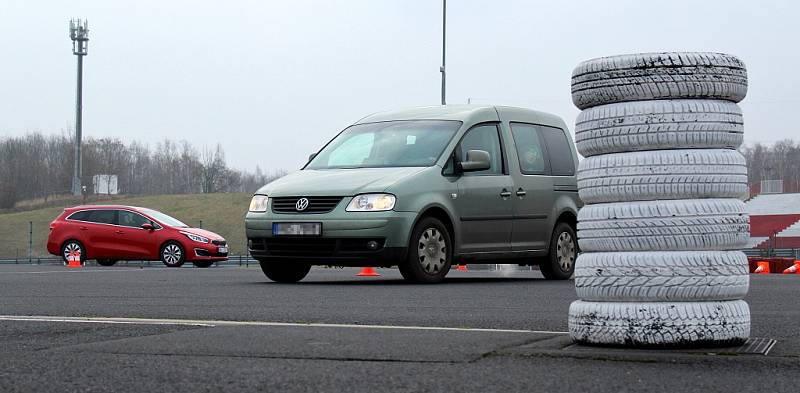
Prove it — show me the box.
[398,217,452,283]
[539,222,577,280]
[258,260,311,283]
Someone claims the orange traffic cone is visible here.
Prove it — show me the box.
[754,261,770,274]
[456,264,468,271]
[67,250,82,268]
[782,261,800,274]
[356,267,380,277]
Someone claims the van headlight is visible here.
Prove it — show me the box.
[249,195,269,212]
[346,194,396,212]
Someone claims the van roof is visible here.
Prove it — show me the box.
[355,105,567,130]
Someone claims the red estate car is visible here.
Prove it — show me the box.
[47,205,228,267]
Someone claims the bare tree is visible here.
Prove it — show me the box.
[0,132,283,208]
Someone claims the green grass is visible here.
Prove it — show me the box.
[0,193,252,258]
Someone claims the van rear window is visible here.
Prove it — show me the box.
[540,127,575,176]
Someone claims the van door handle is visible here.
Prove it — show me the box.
[500,189,512,198]
[516,188,527,197]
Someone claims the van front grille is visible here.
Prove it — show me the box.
[271,197,343,214]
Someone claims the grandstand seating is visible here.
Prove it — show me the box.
[745,193,800,249]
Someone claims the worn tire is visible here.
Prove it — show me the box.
[568,300,750,347]
[571,52,748,109]
[258,260,311,283]
[577,149,748,204]
[574,251,749,301]
[575,100,744,157]
[577,199,749,252]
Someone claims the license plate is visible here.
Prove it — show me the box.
[218,246,228,254]
[273,222,322,236]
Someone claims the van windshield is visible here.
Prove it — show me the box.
[305,120,461,169]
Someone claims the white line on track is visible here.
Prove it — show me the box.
[0,269,152,275]
[0,315,568,335]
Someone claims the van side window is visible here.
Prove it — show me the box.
[458,124,503,176]
[87,209,117,225]
[510,123,549,175]
[540,127,576,176]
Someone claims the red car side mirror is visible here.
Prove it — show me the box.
[141,223,154,230]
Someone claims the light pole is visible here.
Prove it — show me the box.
[69,19,89,196]
[440,0,446,105]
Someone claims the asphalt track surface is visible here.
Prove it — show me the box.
[0,265,798,392]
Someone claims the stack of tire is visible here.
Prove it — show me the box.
[567,52,751,347]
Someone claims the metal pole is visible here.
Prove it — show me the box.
[28,221,33,263]
[72,54,84,196]
[440,0,446,105]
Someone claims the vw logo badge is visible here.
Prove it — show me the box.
[295,198,310,211]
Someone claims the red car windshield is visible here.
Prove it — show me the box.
[140,208,188,228]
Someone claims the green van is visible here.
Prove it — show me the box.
[245,105,581,283]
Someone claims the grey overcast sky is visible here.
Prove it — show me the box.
[1,0,798,172]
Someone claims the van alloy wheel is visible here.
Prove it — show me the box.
[539,222,577,280]
[399,217,452,283]
[418,228,447,274]
[557,231,576,272]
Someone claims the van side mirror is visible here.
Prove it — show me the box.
[308,153,318,162]
[459,150,491,172]
[141,223,154,231]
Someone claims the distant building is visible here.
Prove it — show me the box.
[92,175,118,195]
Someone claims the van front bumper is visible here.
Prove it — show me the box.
[245,211,417,267]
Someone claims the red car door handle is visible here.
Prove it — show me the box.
[79,226,89,231]
[115,230,124,235]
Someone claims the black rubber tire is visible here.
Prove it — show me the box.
[398,217,452,284]
[539,222,577,280]
[96,259,117,267]
[61,240,86,265]
[160,241,185,268]
[192,261,215,268]
[258,260,311,283]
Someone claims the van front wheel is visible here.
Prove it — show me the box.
[258,260,311,283]
[399,217,452,284]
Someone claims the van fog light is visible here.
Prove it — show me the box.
[367,241,379,250]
